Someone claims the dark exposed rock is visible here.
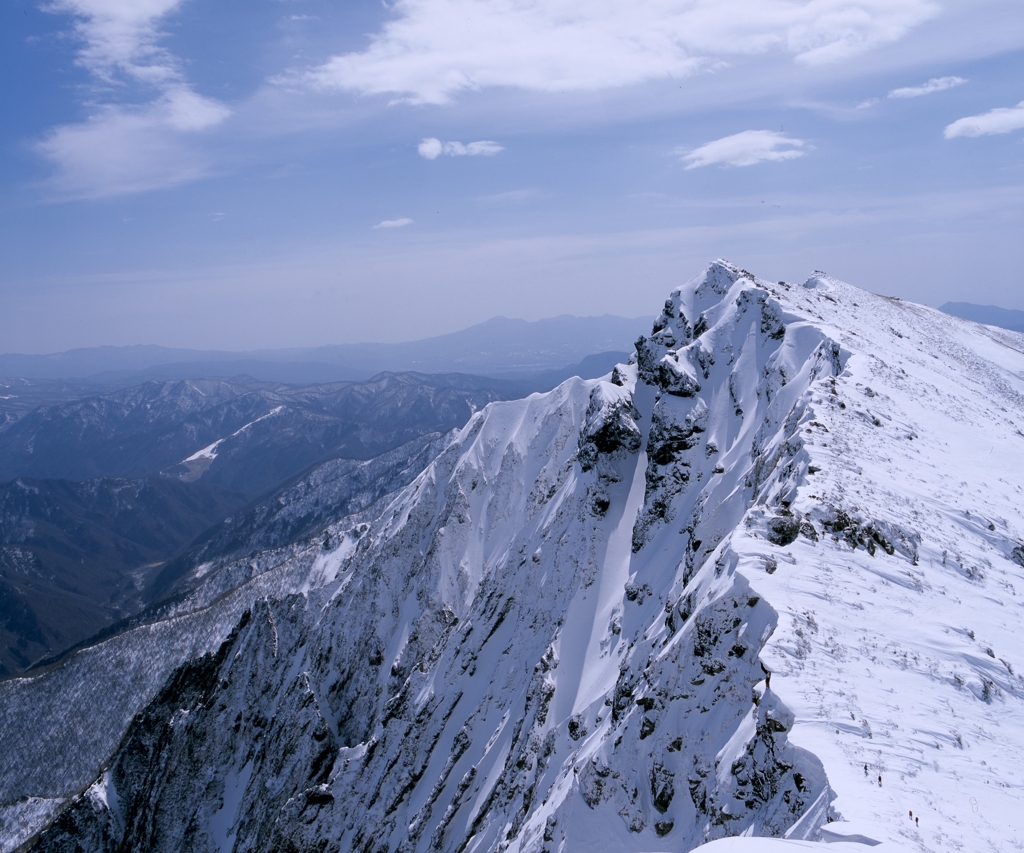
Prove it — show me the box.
[578,389,642,472]
[820,508,919,561]
[767,517,801,547]
[650,764,675,813]
[635,338,702,398]
[568,715,587,741]
[799,521,819,542]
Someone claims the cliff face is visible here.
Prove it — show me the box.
[13,261,1024,853]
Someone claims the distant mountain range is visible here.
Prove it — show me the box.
[0,372,527,673]
[0,373,518,494]
[940,301,1024,333]
[0,314,651,384]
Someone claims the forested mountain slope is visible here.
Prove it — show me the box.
[0,373,516,496]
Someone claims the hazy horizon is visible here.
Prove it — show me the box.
[1,311,655,358]
[3,1,1023,352]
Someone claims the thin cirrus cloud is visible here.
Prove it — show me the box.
[374,218,414,228]
[50,0,182,82]
[418,138,504,159]
[301,0,940,104]
[944,101,1024,138]
[36,0,231,199]
[888,76,966,99]
[36,90,230,198]
[679,129,809,169]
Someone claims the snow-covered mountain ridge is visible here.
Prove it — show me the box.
[6,261,1024,853]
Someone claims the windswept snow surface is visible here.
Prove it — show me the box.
[11,262,1024,853]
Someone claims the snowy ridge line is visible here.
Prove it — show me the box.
[9,260,1024,853]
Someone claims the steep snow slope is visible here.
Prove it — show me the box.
[10,262,1024,853]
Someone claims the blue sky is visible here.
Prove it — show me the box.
[2,0,1024,353]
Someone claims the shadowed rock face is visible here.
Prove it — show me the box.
[13,261,1024,853]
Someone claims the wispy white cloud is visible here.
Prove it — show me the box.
[300,0,939,104]
[945,101,1024,138]
[36,89,230,198]
[679,129,808,169]
[374,217,414,228]
[418,138,504,159]
[49,0,184,83]
[37,0,231,198]
[888,75,966,99]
